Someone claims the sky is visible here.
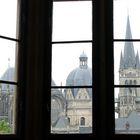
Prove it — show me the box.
[114,0,140,85]
[52,0,140,88]
[1,0,140,87]
[0,0,17,80]
[52,1,92,86]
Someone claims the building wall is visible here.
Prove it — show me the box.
[66,88,92,127]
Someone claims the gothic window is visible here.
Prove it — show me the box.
[68,117,70,124]
[134,80,137,85]
[129,88,132,94]
[125,80,128,85]
[80,117,85,126]
[129,97,132,104]
[124,98,127,105]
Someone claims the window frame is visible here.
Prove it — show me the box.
[8,0,140,139]
[46,0,140,139]
[50,0,93,136]
[45,0,114,139]
[0,0,26,139]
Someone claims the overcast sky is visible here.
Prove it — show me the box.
[52,0,140,88]
[52,1,92,86]
[2,0,139,87]
[0,0,17,80]
[114,0,140,85]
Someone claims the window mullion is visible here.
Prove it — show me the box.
[93,0,113,138]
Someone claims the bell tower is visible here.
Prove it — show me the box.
[118,16,140,117]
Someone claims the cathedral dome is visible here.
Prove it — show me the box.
[66,52,92,97]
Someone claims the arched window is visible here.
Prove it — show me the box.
[129,88,132,94]
[68,117,70,124]
[80,117,85,126]
[134,80,137,85]
[125,80,128,85]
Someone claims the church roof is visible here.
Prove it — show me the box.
[52,115,68,129]
[0,67,15,94]
[1,67,15,81]
[115,111,140,133]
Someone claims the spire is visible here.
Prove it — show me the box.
[136,51,140,69]
[123,16,136,68]
[125,16,132,39]
[119,51,124,69]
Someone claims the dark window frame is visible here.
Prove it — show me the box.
[3,0,140,140]
[45,0,140,140]
[0,0,27,139]
[45,0,114,139]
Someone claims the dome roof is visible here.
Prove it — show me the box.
[66,67,92,86]
[0,67,15,94]
[66,52,92,97]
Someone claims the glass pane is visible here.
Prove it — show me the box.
[114,42,140,85]
[51,87,92,134]
[0,84,16,134]
[52,43,92,86]
[115,87,140,134]
[114,0,140,39]
[0,0,18,38]
[52,1,92,41]
[0,38,17,82]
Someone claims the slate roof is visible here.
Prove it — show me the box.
[115,111,140,133]
[0,67,15,94]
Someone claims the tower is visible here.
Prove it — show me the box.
[118,16,140,117]
[65,52,92,128]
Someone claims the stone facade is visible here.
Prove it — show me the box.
[65,88,92,127]
[51,52,92,133]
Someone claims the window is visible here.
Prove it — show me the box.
[45,0,140,139]
[46,0,114,138]
[0,0,20,135]
[51,0,93,134]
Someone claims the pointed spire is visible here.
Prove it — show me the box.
[125,16,132,39]
[123,16,136,68]
[136,51,140,69]
[119,50,124,69]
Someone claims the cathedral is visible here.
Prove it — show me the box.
[115,16,140,133]
[1,14,140,134]
[51,52,92,133]
[51,15,140,134]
